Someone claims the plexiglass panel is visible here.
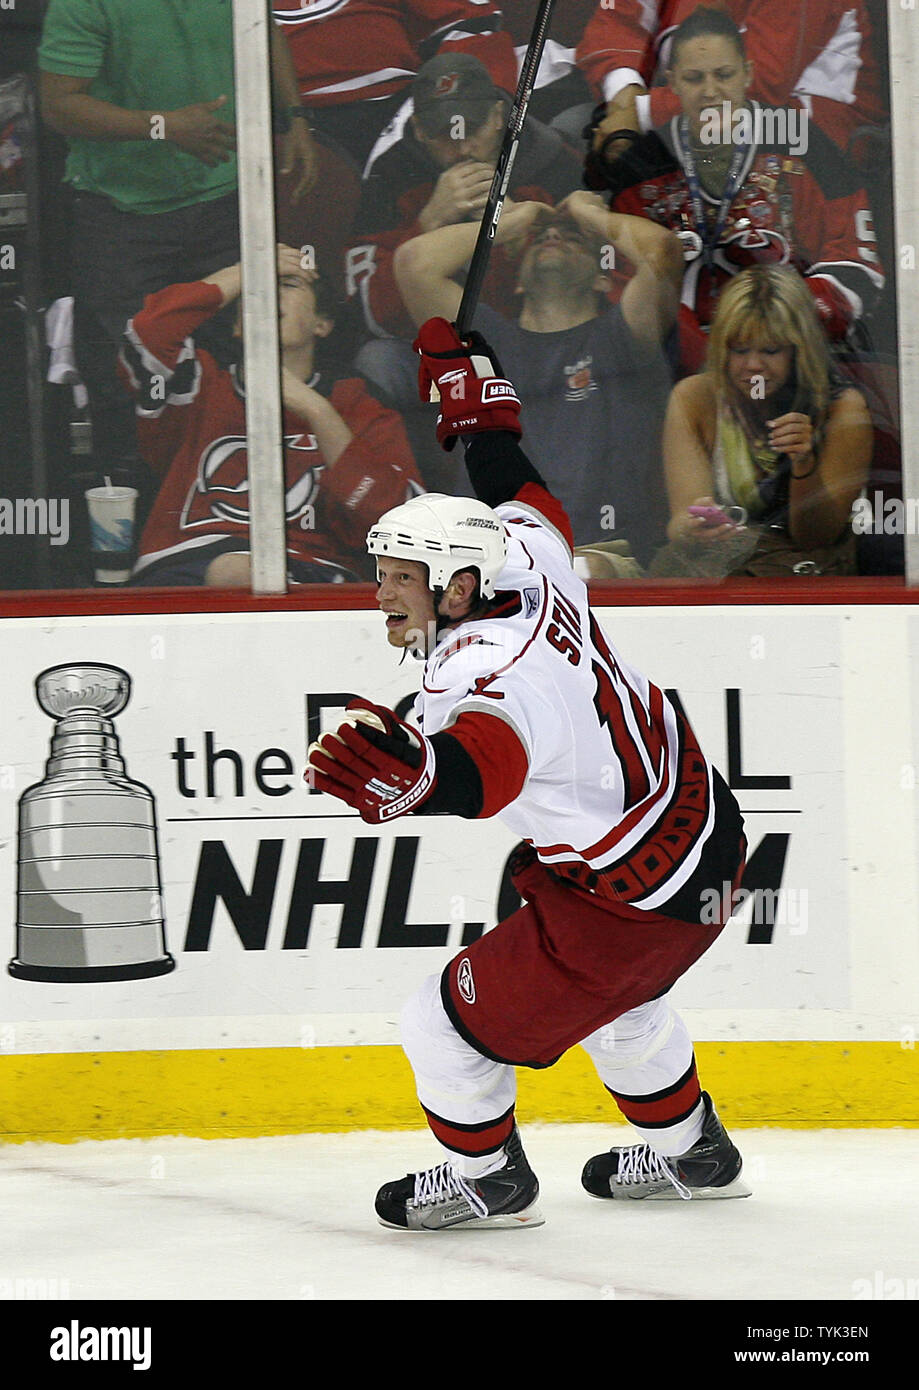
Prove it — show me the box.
[0,0,901,592]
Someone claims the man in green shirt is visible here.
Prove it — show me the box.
[39,0,315,486]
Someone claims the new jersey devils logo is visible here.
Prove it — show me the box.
[434,74,462,97]
[182,434,320,531]
[718,224,791,270]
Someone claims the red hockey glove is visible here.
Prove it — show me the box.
[413,317,521,451]
[806,276,853,340]
[305,699,437,824]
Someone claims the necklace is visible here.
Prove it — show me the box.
[688,140,735,192]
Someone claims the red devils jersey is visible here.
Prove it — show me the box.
[119,280,421,579]
[416,487,723,914]
[271,0,517,106]
[577,0,885,150]
[607,107,882,369]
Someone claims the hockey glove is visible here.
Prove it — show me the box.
[305,698,437,824]
[413,317,521,451]
[806,275,854,340]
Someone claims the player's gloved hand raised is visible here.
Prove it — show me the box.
[413,317,521,451]
[305,699,438,824]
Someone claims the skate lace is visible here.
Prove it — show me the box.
[412,1161,489,1219]
[617,1144,692,1201]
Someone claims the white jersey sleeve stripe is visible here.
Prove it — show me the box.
[500,501,573,562]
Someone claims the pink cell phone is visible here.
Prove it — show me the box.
[688,505,731,526]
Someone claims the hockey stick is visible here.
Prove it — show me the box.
[455,0,557,337]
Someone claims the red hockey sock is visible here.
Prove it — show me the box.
[421,1101,516,1162]
[607,1057,702,1135]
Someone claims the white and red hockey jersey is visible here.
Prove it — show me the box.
[271,0,517,106]
[415,484,721,913]
[577,0,886,150]
[119,280,422,580]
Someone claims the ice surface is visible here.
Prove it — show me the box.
[2,1124,917,1303]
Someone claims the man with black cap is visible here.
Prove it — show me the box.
[272,0,516,170]
[348,53,583,342]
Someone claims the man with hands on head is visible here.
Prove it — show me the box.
[350,53,583,340]
[393,191,683,560]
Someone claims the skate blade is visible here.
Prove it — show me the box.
[474,1201,546,1229]
[646,1174,753,1201]
[689,1174,752,1200]
[597,1174,753,1202]
[378,1201,546,1232]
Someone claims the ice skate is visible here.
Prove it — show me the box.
[375,1126,545,1231]
[581,1092,751,1201]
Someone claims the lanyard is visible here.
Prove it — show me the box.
[677,116,750,268]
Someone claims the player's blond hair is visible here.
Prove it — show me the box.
[706,266,835,438]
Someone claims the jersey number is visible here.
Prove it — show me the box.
[590,615,666,812]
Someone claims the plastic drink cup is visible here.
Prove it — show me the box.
[85,485,138,583]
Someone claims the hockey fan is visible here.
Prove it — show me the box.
[586,7,883,374]
[119,247,421,586]
[308,318,751,1230]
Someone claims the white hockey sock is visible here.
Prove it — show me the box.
[581,998,705,1156]
[451,1147,512,1180]
[401,973,517,1178]
[631,1096,705,1159]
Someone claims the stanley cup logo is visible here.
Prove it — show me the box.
[8,663,175,982]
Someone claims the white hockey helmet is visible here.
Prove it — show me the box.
[367,493,508,599]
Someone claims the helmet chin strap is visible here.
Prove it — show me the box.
[430,585,459,648]
[434,585,491,639]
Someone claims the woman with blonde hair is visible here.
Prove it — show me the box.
[653,265,873,575]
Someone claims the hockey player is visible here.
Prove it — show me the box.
[308,318,751,1230]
